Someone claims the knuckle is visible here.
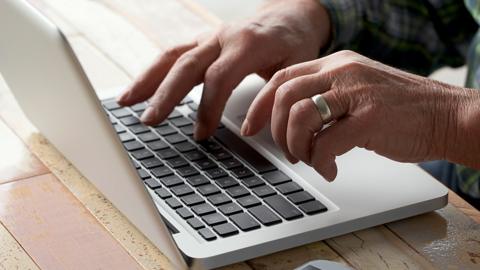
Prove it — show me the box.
[204,63,229,91]
[335,49,357,58]
[290,100,313,121]
[176,52,201,72]
[163,46,185,60]
[274,80,296,105]
[271,68,290,85]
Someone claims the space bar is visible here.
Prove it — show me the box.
[214,128,276,173]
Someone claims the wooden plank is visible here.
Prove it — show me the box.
[0,222,40,270]
[388,205,480,269]
[27,134,176,270]
[0,119,48,184]
[0,174,142,270]
[449,191,480,224]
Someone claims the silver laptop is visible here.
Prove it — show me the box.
[0,1,448,269]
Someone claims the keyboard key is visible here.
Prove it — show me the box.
[147,140,169,151]
[133,161,141,169]
[160,175,183,187]
[262,171,291,186]
[219,203,243,215]
[179,125,194,136]
[103,100,121,110]
[119,132,135,142]
[215,128,276,173]
[165,197,182,209]
[186,175,209,187]
[156,124,177,136]
[252,185,276,198]
[129,124,149,134]
[137,169,150,179]
[157,148,179,159]
[174,141,196,152]
[226,186,249,198]
[187,217,204,229]
[202,213,227,226]
[165,133,187,144]
[109,115,117,124]
[241,176,265,188]
[184,150,206,161]
[144,178,161,189]
[213,223,239,237]
[264,195,303,220]
[198,228,217,241]
[111,108,131,118]
[141,157,163,169]
[181,96,193,104]
[287,191,315,204]
[176,207,194,219]
[181,193,205,206]
[214,176,238,189]
[248,205,282,226]
[131,148,154,160]
[151,166,173,178]
[131,102,147,112]
[192,203,216,216]
[114,124,126,133]
[166,157,188,168]
[176,166,199,177]
[207,193,231,206]
[188,102,198,111]
[230,213,261,231]
[237,195,261,208]
[299,200,327,215]
[168,109,182,119]
[124,141,144,151]
[276,182,303,195]
[154,188,171,199]
[120,116,140,126]
[170,116,192,127]
[231,167,254,179]
[211,150,231,161]
[198,139,222,152]
[205,167,228,179]
[138,132,161,143]
[171,184,194,196]
[197,184,220,196]
[219,158,243,170]
[194,159,217,170]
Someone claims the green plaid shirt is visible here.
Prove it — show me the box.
[319,0,480,198]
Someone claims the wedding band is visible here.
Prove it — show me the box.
[311,94,332,123]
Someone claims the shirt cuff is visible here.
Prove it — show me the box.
[318,0,364,54]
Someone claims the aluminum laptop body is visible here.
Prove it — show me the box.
[0,1,448,269]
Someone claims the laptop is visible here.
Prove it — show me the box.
[0,1,448,269]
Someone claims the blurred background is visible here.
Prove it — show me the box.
[196,0,468,87]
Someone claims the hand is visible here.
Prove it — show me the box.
[242,50,476,181]
[117,0,331,140]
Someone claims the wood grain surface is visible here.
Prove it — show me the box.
[0,0,479,269]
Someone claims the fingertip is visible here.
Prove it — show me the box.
[324,162,338,182]
[116,90,130,106]
[193,122,209,141]
[240,119,250,136]
[140,106,159,125]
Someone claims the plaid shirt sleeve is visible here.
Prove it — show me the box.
[318,0,478,76]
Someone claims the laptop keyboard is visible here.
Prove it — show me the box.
[102,98,327,241]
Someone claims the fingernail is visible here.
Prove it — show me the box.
[193,123,207,141]
[141,106,158,124]
[325,163,337,182]
[240,119,250,136]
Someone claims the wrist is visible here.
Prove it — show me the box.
[440,85,480,168]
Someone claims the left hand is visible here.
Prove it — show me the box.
[241,50,472,181]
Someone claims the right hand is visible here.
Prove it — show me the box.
[117,0,331,140]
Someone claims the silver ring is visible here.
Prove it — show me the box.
[311,94,332,123]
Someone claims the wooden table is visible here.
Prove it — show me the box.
[0,0,479,269]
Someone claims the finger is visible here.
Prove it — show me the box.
[286,98,323,164]
[271,73,332,162]
[194,44,272,140]
[241,61,321,137]
[141,37,221,125]
[117,42,197,106]
[310,116,367,181]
